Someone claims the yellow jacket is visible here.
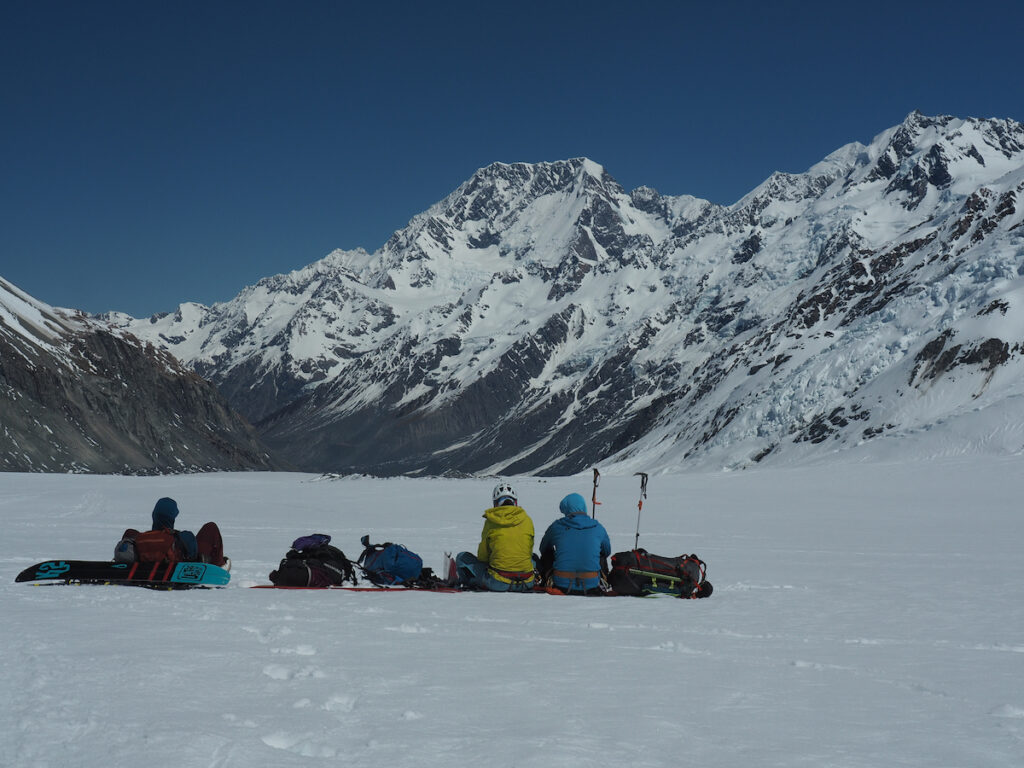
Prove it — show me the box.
[477,505,535,582]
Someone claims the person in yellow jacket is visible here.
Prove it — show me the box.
[454,481,537,591]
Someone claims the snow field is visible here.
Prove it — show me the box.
[2,458,1023,767]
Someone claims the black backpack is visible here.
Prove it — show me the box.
[609,549,712,598]
[269,534,357,588]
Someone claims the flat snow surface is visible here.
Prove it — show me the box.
[3,459,1023,767]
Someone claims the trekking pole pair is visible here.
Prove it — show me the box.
[591,468,648,549]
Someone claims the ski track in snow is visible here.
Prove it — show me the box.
[2,460,1023,767]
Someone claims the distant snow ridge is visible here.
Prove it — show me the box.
[110,112,1024,475]
[0,278,279,473]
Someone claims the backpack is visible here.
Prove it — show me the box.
[609,549,712,598]
[114,527,199,563]
[357,535,423,586]
[113,533,137,564]
[269,534,357,588]
[132,530,179,562]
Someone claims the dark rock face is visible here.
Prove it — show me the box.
[1,287,282,473]
[113,114,1024,475]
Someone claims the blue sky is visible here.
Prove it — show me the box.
[2,0,1022,316]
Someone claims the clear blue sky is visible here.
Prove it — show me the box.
[2,0,1022,316]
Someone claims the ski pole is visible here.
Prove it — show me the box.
[591,468,601,519]
[633,472,648,549]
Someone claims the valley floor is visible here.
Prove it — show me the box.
[2,457,1022,767]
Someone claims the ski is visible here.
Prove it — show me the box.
[15,560,231,589]
[627,567,687,584]
[251,583,686,597]
[251,584,461,592]
[443,551,457,586]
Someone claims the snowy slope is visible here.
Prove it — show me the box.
[0,276,76,346]
[107,113,1024,476]
[3,455,1023,766]
[0,278,281,473]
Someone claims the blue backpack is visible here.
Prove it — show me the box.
[357,535,423,586]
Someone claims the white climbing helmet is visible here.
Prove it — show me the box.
[492,481,517,507]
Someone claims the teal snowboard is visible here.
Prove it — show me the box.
[15,560,231,589]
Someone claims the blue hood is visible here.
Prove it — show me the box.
[559,493,588,517]
[151,497,179,530]
[556,493,599,531]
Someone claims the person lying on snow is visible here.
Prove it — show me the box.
[114,497,228,568]
[455,482,536,592]
[539,493,611,595]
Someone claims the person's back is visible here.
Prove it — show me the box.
[479,503,535,577]
[540,493,611,594]
[114,497,227,566]
[455,482,536,591]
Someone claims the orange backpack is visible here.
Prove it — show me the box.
[133,530,178,562]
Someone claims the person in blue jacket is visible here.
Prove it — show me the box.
[538,492,611,595]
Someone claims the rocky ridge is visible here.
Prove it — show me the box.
[1,278,282,473]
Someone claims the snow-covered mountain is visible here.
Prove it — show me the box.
[0,277,282,473]
[108,112,1024,475]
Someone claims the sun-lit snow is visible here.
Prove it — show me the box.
[0,276,74,348]
[3,451,1023,766]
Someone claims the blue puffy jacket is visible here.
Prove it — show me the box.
[539,493,611,592]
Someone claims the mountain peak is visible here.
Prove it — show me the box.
[83,112,1024,476]
[461,157,610,197]
[901,109,950,130]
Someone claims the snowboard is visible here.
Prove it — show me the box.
[15,560,231,589]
